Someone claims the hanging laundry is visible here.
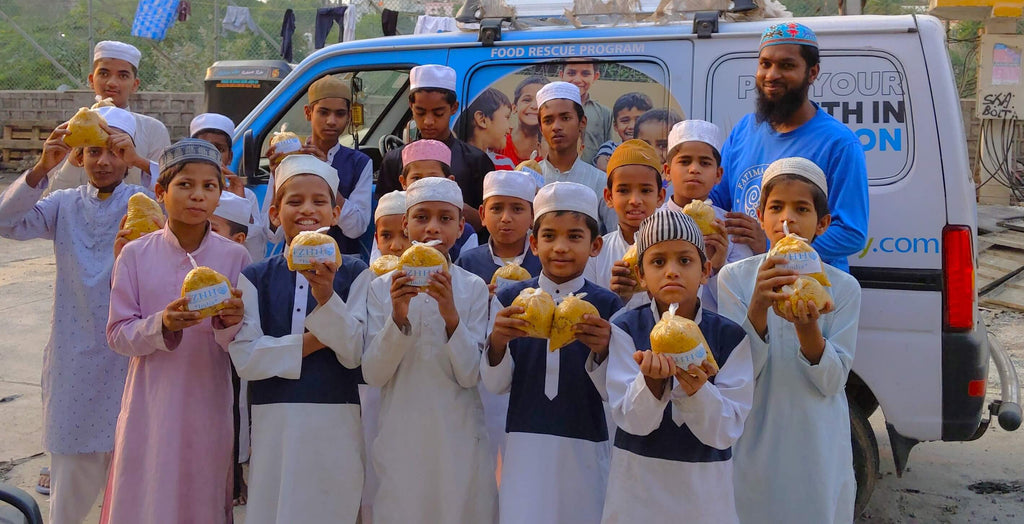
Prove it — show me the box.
[414,15,457,35]
[280,9,295,62]
[222,5,258,34]
[381,9,399,36]
[177,0,190,22]
[131,0,180,41]
[315,6,347,49]
[345,0,374,41]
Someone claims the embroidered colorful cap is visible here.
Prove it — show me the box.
[406,176,464,211]
[275,154,341,197]
[401,139,451,167]
[190,113,235,140]
[410,64,457,92]
[93,41,141,68]
[635,209,706,263]
[375,190,407,221]
[533,181,598,222]
[159,138,222,173]
[761,157,828,198]
[536,81,582,108]
[214,192,251,226]
[760,22,818,50]
[667,120,722,159]
[606,139,664,177]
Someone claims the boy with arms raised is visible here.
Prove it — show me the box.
[602,210,753,523]
[718,158,861,523]
[485,181,627,524]
[230,155,371,523]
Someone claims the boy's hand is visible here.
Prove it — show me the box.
[30,123,72,182]
[775,298,824,326]
[224,171,246,198]
[750,256,798,316]
[162,297,203,333]
[675,361,715,397]
[609,261,639,302]
[575,314,611,362]
[633,350,677,398]
[489,305,530,351]
[426,270,460,337]
[213,288,245,328]
[300,261,338,307]
[389,271,417,331]
[105,125,147,171]
[724,212,767,254]
[704,229,728,274]
[487,282,497,299]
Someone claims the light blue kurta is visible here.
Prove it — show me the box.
[0,173,149,454]
[717,254,861,524]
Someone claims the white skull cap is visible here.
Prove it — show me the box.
[190,113,235,140]
[536,81,582,107]
[762,157,829,198]
[93,41,141,68]
[483,170,537,203]
[375,190,407,221]
[214,192,251,226]
[533,181,598,222]
[94,106,136,141]
[405,177,464,211]
[410,64,457,92]
[275,154,340,197]
[667,120,722,158]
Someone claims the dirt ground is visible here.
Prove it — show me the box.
[0,171,1021,521]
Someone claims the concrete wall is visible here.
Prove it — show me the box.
[0,90,204,141]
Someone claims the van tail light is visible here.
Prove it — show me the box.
[942,225,975,332]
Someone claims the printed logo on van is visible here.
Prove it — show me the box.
[735,163,769,217]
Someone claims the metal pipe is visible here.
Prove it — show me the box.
[987,331,1022,430]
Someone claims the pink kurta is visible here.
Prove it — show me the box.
[102,225,251,524]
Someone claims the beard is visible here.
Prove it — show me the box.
[755,75,812,127]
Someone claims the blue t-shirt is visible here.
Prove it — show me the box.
[710,104,869,271]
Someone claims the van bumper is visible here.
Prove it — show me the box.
[941,322,989,440]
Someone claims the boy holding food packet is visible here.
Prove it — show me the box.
[602,210,754,523]
[663,120,753,311]
[718,157,861,523]
[228,154,371,523]
[364,176,497,522]
[587,139,665,307]
[485,181,627,524]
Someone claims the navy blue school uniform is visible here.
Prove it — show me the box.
[454,240,542,286]
[325,144,373,257]
[229,254,372,522]
[449,222,477,261]
[601,302,754,523]
[482,274,628,524]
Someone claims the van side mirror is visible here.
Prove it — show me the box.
[241,129,258,180]
[0,483,43,524]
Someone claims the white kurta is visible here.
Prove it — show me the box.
[240,186,267,262]
[363,265,497,524]
[482,274,632,524]
[585,228,651,312]
[718,254,861,524]
[602,302,754,524]
[540,157,618,234]
[46,111,170,194]
[229,266,372,524]
[663,199,754,312]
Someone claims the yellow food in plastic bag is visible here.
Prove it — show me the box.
[682,199,718,236]
[510,287,555,340]
[270,125,303,154]
[124,193,163,241]
[516,159,542,173]
[64,107,109,148]
[619,244,644,292]
[650,303,719,374]
[400,240,448,290]
[181,266,233,319]
[90,97,116,109]
[768,231,831,287]
[775,275,834,316]
[491,262,531,286]
[287,230,341,271]
[371,254,401,276]
[550,293,599,351]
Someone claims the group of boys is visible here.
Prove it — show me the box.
[4,18,867,524]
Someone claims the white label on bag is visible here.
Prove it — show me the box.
[186,282,231,311]
[782,251,822,275]
[292,244,337,265]
[670,343,709,369]
[405,264,443,288]
[275,137,302,154]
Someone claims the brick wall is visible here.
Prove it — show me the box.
[0,90,204,141]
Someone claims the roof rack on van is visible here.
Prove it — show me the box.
[456,0,772,44]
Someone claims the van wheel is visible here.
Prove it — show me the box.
[851,401,880,517]
[847,374,879,417]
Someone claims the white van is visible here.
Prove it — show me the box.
[231,11,1021,514]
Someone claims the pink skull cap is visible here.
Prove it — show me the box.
[401,139,451,167]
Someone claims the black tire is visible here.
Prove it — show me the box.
[850,400,880,518]
[847,374,879,417]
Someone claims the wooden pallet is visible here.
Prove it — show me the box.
[979,235,1024,312]
[0,120,59,167]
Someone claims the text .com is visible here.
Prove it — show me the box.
[858,236,939,258]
